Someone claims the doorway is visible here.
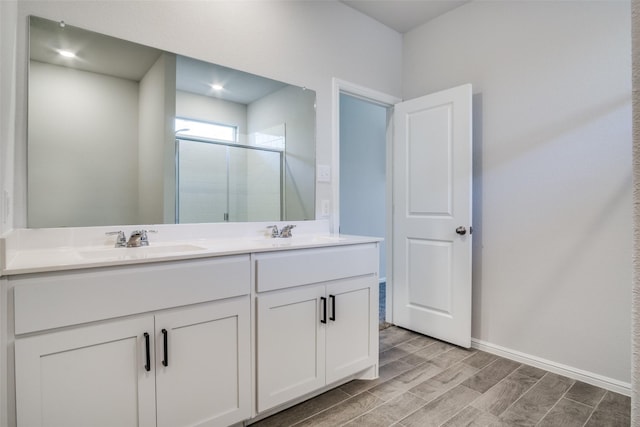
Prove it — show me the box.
[334,79,401,327]
[334,80,473,346]
[339,94,389,326]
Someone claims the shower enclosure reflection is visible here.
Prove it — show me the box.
[176,119,285,223]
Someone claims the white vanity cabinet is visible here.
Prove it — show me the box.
[4,235,381,427]
[12,256,251,427]
[15,315,157,427]
[255,244,379,412]
[154,298,250,427]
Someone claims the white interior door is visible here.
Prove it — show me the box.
[392,84,473,348]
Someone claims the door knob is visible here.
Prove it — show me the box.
[455,226,467,235]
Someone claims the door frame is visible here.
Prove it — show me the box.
[331,78,401,323]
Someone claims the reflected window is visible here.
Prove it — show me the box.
[175,117,237,142]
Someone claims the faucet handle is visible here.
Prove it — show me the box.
[105,231,126,247]
[138,229,157,246]
[267,225,279,238]
[280,224,296,238]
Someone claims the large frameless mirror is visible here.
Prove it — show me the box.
[27,16,316,228]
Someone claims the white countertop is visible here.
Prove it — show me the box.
[1,232,381,276]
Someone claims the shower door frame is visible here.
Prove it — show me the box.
[175,136,285,223]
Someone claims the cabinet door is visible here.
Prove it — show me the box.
[326,275,378,384]
[257,285,326,412]
[155,297,250,427]
[15,316,156,427]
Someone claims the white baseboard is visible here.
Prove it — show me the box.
[471,338,631,397]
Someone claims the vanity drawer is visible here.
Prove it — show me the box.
[254,244,378,292]
[13,255,250,335]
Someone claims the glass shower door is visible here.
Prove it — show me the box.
[228,146,282,222]
[177,139,228,223]
[177,138,283,223]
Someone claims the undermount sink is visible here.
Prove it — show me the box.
[78,244,207,260]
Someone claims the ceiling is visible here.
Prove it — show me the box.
[30,16,162,81]
[340,0,470,33]
[30,16,291,105]
[176,56,288,105]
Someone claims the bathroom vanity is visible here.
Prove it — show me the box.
[0,222,380,427]
[0,13,382,427]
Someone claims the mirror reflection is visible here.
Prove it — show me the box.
[27,16,316,228]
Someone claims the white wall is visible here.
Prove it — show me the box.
[339,93,387,279]
[404,1,632,385]
[28,61,139,227]
[9,0,403,229]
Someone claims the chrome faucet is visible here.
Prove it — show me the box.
[267,224,296,238]
[267,225,280,238]
[126,230,157,247]
[105,231,127,248]
[280,224,296,238]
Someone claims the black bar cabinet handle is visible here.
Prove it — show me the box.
[162,329,168,367]
[320,297,327,324]
[329,295,336,321]
[143,332,151,372]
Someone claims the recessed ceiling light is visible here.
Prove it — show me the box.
[58,50,76,58]
[210,84,223,91]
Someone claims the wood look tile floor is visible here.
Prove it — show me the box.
[251,326,630,427]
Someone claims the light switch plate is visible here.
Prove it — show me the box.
[321,199,330,217]
[317,165,331,183]
[2,190,8,225]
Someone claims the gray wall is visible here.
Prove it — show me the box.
[404,1,631,385]
[138,52,176,225]
[28,53,177,228]
[339,93,387,279]
[631,1,640,422]
[28,61,139,227]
